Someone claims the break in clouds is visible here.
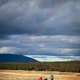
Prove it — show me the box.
[0,0,80,61]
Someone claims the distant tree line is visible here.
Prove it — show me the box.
[0,61,80,72]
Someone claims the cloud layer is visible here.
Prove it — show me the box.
[0,0,80,61]
[0,0,80,38]
[0,35,80,56]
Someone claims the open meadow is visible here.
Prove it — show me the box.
[0,70,80,80]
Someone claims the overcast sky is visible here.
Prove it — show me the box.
[0,0,80,61]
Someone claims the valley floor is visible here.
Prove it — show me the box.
[0,70,80,80]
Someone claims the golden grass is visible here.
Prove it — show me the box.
[0,70,80,80]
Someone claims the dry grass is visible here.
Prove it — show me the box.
[0,70,80,80]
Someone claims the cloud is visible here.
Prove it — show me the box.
[0,47,17,54]
[0,0,9,6]
[37,0,70,9]
[0,0,80,39]
[0,35,80,56]
[0,0,80,60]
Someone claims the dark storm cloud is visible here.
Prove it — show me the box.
[0,0,80,59]
[0,0,9,6]
[26,49,80,56]
[37,0,69,8]
[0,34,9,40]
[0,0,80,39]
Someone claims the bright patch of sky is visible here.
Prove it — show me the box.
[24,55,80,62]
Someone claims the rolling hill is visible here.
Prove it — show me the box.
[0,54,38,63]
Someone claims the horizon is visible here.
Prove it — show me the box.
[0,0,80,62]
[24,55,80,62]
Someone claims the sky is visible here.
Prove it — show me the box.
[0,0,80,62]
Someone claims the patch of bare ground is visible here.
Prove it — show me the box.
[0,70,80,80]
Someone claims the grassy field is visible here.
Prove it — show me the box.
[0,70,80,80]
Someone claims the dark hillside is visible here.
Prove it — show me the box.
[0,54,38,63]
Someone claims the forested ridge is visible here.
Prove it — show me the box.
[0,61,80,72]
